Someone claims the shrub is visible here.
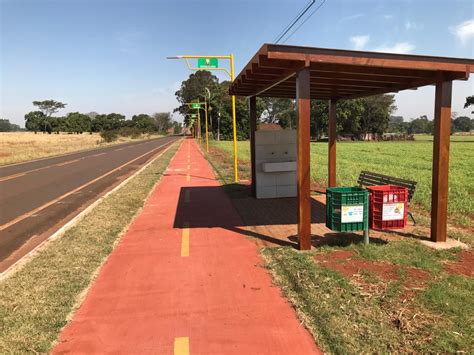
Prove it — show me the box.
[100,130,118,142]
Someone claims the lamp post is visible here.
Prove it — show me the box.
[203,87,211,152]
[166,54,239,183]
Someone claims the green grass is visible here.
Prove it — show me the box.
[205,138,473,352]
[414,133,474,142]
[352,240,459,271]
[208,139,473,226]
[421,274,474,351]
[262,244,473,353]
[0,141,180,353]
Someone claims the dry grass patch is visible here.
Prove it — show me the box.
[0,132,162,166]
[0,141,180,353]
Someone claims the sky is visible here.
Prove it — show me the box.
[1,0,473,127]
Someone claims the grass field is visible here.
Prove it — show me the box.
[0,141,180,353]
[263,245,473,353]
[0,132,163,166]
[203,137,473,353]
[208,137,473,227]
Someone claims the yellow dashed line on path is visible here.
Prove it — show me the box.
[174,337,189,355]
[187,164,190,170]
[186,174,190,182]
[181,223,189,257]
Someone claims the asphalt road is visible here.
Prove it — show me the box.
[0,136,180,273]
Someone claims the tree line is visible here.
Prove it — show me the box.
[388,114,473,135]
[175,72,473,140]
[23,100,182,138]
[0,119,22,132]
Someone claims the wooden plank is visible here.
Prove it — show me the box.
[267,47,474,73]
[431,80,452,242]
[296,68,312,250]
[328,99,337,187]
[249,96,257,198]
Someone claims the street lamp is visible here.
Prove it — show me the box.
[166,54,239,183]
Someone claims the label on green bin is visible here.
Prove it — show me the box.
[341,205,364,223]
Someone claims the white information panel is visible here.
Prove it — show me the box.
[341,205,364,223]
[382,203,405,221]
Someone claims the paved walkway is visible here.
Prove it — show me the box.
[54,138,320,354]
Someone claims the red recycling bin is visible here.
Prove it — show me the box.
[368,185,408,229]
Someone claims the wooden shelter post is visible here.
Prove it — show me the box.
[296,68,312,250]
[328,99,337,187]
[431,80,452,242]
[249,96,257,197]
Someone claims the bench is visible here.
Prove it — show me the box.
[357,171,417,225]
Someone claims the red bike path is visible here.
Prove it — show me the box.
[54,138,320,354]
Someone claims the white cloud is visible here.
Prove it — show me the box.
[383,15,393,20]
[338,13,363,23]
[350,35,370,50]
[116,30,146,54]
[450,19,474,45]
[405,20,422,31]
[374,42,416,54]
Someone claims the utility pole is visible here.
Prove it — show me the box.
[217,113,220,141]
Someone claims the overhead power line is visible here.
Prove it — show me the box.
[273,0,315,44]
[273,0,327,44]
[282,0,326,43]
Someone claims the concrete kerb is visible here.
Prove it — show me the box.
[0,139,182,282]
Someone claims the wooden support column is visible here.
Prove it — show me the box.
[249,96,257,197]
[328,99,337,188]
[431,80,452,243]
[296,68,311,250]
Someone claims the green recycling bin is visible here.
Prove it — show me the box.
[326,187,368,232]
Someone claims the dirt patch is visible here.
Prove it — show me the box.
[314,251,430,299]
[315,251,399,282]
[445,250,474,277]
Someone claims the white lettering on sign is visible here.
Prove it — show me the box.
[341,205,364,223]
[382,203,405,221]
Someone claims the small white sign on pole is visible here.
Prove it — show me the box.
[341,205,364,223]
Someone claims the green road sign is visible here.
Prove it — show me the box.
[190,114,197,118]
[191,103,201,109]
[198,57,218,69]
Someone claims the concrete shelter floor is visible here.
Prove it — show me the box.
[226,188,438,249]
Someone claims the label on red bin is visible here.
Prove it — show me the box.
[341,205,364,223]
[382,203,405,221]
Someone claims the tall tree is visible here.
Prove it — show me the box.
[25,111,46,133]
[0,119,21,132]
[132,114,155,131]
[174,71,220,127]
[66,112,92,133]
[92,113,125,132]
[464,95,474,113]
[408,115,433,134]
[153,112,172,133]
[359,94,396,139]
[452,116,472,132]
[260,97,296,128]
[310,99,364,139]
[32,100,67,117]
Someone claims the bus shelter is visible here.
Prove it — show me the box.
[229,44,474,250]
